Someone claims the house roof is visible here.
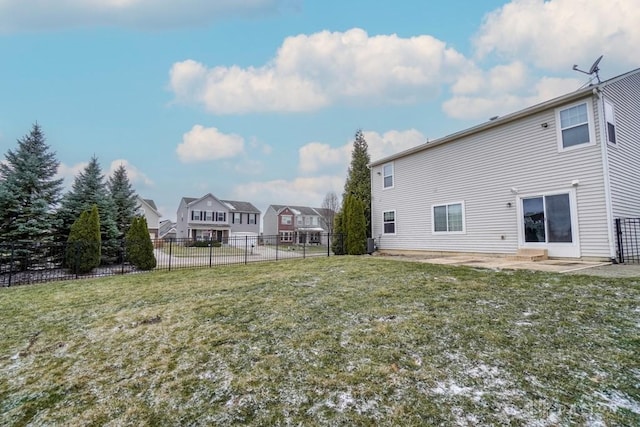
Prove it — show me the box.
[181,194,260,213]
[268,205,327,216]
[370,67,640,167]
[137,196,162,217]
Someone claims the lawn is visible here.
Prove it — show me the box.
[1,257,639,425]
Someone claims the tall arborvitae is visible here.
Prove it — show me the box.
[0,123,63,243]
[342,129,371,238]
[57,156,119,259]
[125,216,156,270]
[65,205,101,274]
[331,211,346,255]
[108,164,138,240]
[345,195,367,255]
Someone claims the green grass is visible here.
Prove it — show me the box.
[1,257,639,425]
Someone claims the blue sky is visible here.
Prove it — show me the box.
[1,0,638,221]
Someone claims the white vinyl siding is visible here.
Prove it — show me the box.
[603,71,640,219]
[371,95,611,259]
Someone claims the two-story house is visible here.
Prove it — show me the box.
[263,205,333,245]
[176,194,260,242]
[136,196,162,239]
[370,68,640,261]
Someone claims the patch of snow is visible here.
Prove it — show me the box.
[595,390,640,414]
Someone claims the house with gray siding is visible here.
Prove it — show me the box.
[136,196,162,239]
[370,68,640,261]
[176,194,260,242]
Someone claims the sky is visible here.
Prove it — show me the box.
[1,0,639,222]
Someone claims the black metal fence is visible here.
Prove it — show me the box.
[0,234,344,287]
[615,218,640,264]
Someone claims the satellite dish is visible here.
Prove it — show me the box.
[573,55,603,83]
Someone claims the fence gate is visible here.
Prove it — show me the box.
[615,218,640,264]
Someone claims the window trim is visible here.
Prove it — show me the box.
[604,99,617,146]
[382,210,396,235]
[431,201,466,234]
[382,162,394,189]
[555,100,596,152]
[281,215,292,225]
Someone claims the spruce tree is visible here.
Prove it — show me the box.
[0,123,63,243]
[108,164,138,240]
[65,205,101,274]
[57,156,119,260]
[125,216,156,270]
[343,129,371,237]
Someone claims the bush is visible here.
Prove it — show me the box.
[125,216,156,270]
[65,205,101,274]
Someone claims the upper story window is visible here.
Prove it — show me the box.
[383,163,394,189]
[205,211,213,221]
[281,215,292,225]
[248,214,257,225]
[312,216,318,226]
[296,216,303,225]
[305,216,311,225]
[604,100,616,144]
[191,210,201,221]
[556,101,595,151]
[232,212,242,224]
[383,210,396,234]
[433,202,464,233]
[216,212,226,222]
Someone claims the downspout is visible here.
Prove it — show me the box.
[593,87,617,261]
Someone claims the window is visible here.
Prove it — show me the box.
[604,100,616,144]
[216,212,226,222]
[281,215,292,225]
[305,216,311,225]
[312,216,318,226]
[191,210,201,221]
[383,211,396,234]
[232,212,242,224]
[433,202,464,233]
[556,101,594,150]
[205,211,213,221]
[383,163,394,188]
[248,214,257,225]
[297,216,303,225]
[280,231,293,242]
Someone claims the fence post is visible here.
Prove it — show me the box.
[209,239,213,268]
[303,236,306,259]
[245,236,248,265]
[168,239,173,271]
[275,235,279,261]
[121,239,125,274]
[327,233,330,257]
[615,218,623,264]
[8,243,15,287]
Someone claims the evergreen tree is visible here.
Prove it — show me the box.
[342,129,371,237]
[57,156,119,259]
[125,216,156,270]
[331,211,346,255]
[65,205,101,274]
[345,195,367,255]
[108,164,138,240]
[0,123,63,243]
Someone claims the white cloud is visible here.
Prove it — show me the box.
[57,162,88,186]
[108,159,153,186]
[0,0,291,32]
[298,129,426,174]
[233,175,344,214]
[176,125,245,163]
[474,0,640,72]
[169,28,471,114]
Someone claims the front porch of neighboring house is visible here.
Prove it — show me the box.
[190,227,230,243]
[278,229,324,245]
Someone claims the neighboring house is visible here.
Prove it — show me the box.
[370,68,640,261]
[176,194,260,242]
[136,197,162,239]
[263,205,333,245]
[158,219,176,241]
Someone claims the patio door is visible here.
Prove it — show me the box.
[518,190,580,258]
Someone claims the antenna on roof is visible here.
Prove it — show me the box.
[572,55,603,83]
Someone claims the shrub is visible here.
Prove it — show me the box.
[65,205,101,274]
[125,216,156,270]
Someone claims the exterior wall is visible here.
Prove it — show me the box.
[176,196,230,240]
[230,212,260,235]
[603,72,640,219]
[371,95,612,259]
[262,207,278,236]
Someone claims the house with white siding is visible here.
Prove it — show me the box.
[176,194,260,242]
[370,68,640,261]
[136,196,162,239]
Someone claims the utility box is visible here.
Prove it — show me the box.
[367,238,376,254]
